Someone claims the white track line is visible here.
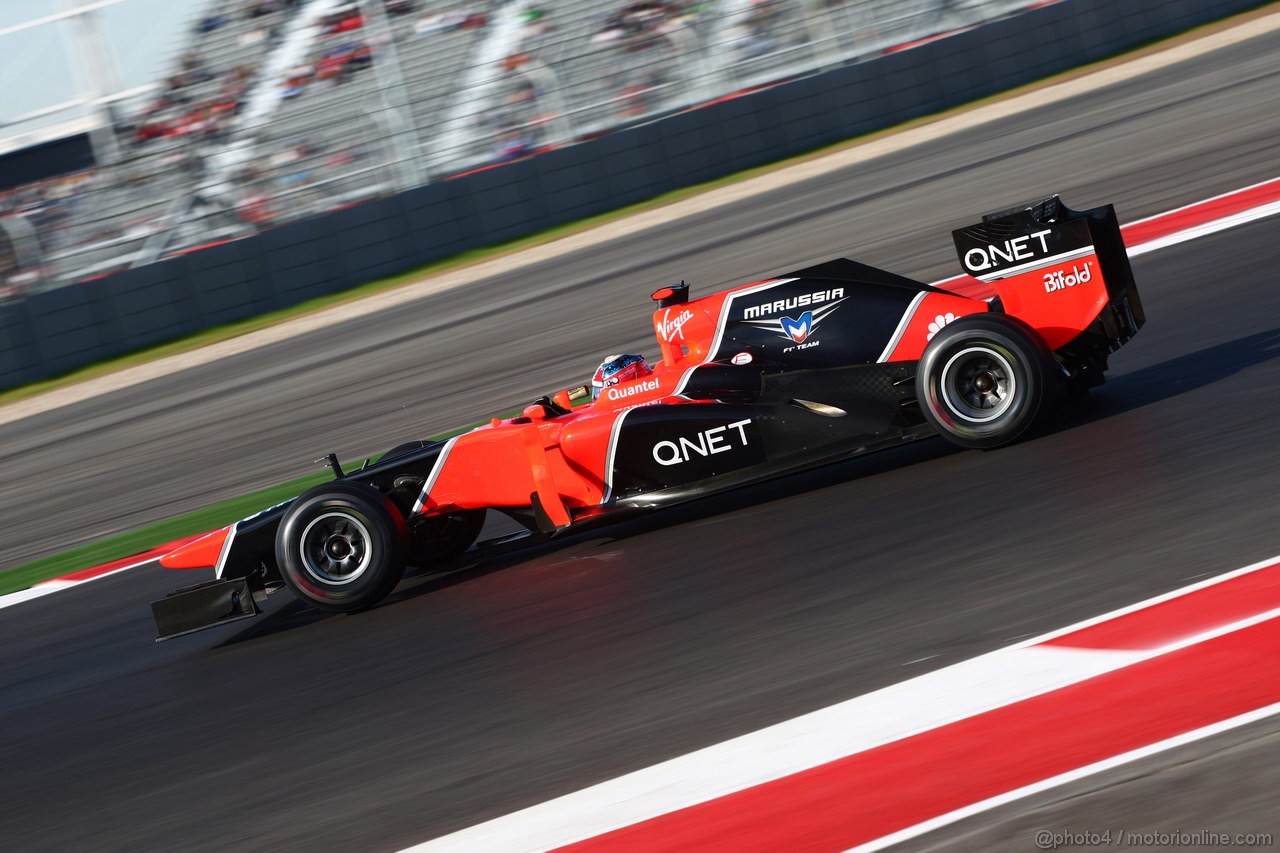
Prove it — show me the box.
[1129,199,1280,257]
[0,580,77,608]
[0,555,162,611]
[408,648,1144,852]
[853,700,1280,852]
[409,556,1280,852]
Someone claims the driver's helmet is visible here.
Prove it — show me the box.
[591,353,652,400]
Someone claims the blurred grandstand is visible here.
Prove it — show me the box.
[0,0,1042,298]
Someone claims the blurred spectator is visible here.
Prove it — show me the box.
[414,11,458,37]
[282,62,312,98]
[237,188,276,227]
[178,52,216,85]
[414,8,487,38]
[616,70,665,117]
[270,138,312,173]
[595,2,685,50]
[494,127,535,162]
[522,7,554,38]
[325,143,361,169]
[2,268,39,302]
[245,1,281,20]
[322,5,366,35]
[0,170,97,256]
[313,41,373,84]
[727,0,789,60]
[241,24,268,47]
[130,50,252,146]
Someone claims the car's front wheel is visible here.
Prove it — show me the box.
[275,481,407,612]
[916,314,1055,450]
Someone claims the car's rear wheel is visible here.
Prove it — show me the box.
[276,481,407,612]
[916,314,1055,450]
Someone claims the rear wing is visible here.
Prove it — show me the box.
[953,196,1145,383]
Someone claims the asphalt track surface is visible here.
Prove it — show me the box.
[3,24,1280,853]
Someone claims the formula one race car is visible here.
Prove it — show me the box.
[152,196,1143,640]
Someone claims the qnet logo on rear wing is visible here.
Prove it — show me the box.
[953,196,1145,385]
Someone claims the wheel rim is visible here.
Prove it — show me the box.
[939,346,1017,423]
[299,512,374,585]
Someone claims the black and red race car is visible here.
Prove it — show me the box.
[152,196,1143,640]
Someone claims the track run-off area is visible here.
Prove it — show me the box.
[3,12,1280,852]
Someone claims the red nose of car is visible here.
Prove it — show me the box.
[159,527,230,569]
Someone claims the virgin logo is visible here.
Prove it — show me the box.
[658,308,694,342]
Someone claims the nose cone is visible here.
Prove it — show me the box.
[159,527,230,569]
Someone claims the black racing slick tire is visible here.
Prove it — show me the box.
[275,481,408,612]
[916,314,1055,450]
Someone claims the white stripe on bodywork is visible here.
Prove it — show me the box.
[703,278,796,360]
[213,522,239,580]
[667,279,797,405]
[973,245,1095,282]
[875,290,928,363]
[601,408,634,504]
[411,437,461,515]
[673,364,705,397]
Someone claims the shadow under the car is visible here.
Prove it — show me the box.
[1054,327,1280,427]
[215,327,1280,645]
[211,439,959,646]
[212,596,332,645]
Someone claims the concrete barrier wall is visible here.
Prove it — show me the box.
[0,0,1266,391]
